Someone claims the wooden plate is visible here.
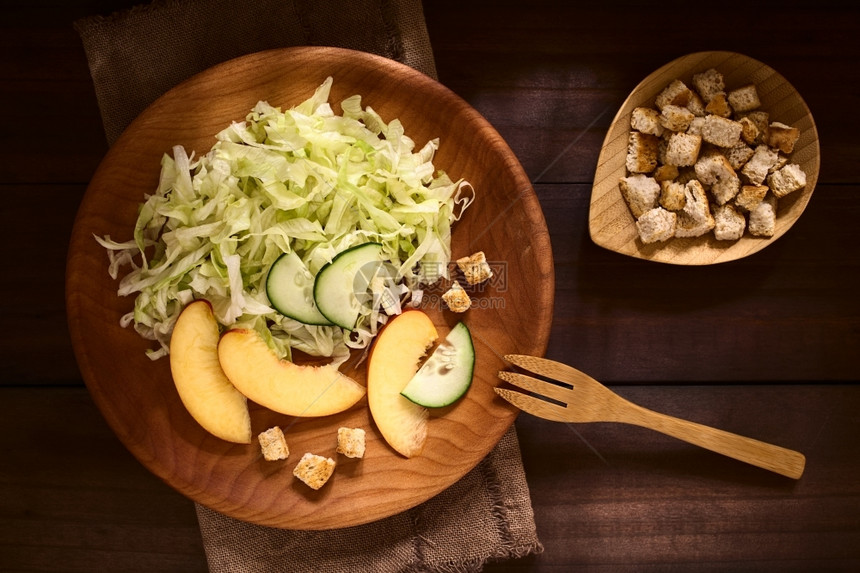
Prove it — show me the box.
[66,47,554,529]
[590,51,820,265]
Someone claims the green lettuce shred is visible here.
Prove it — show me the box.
[96,77,474,363]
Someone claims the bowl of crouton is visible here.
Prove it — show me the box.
[589,51,820,265]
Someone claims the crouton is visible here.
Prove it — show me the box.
[766,122,801,154]
[686,90,705,117]
[734,184,769,212]
[687,116,707,137]
[675,180,715,238]
[635,207,677,244]
[701,115,743,148]
[665,132,702,167]
[692,68,725,103]
[748,194,777,237]
[625,132,659,173]
[653,164,679,182]
[704,92,733,118]
[768,163,807,198]
[738,116,760,144]
[293,453,336,490]
[659,104,695,132]
[713,204,746,241]
[723,142,755,170]
[457,251,493,285]
[712,173,741,206]
[619,174,660,218]
[659,180,687,211]
[631,107,665,137]
[741,145,780,185]
[682,180,712,223]
[258,427,289,461]
[739,111,770,144]
[694,150,740,205]
[655,79,692,110]
[442,281,471,313]
[769,153,789,174]
[675,210,716,238]
[727,84,761,113]
[336,427,366,459]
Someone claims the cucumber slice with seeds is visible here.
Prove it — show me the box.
[313,242,384,330]
[266,251,333,326]
[400,322,475,408]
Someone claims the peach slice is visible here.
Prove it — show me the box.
[217,328,365,417]
[367,310,438,457]
[169,300,252,444]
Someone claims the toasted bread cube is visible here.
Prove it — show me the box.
[734,184,769,212]
[741,145,780,186]
[738,116,760,144]
[619,174,660,218]
[655,79,692,110]
[336,427,366,459]
[665,132,702,167]
[635,207,677,244]
[767,163,807,198]
[748,195,777,237]
[713,204,746,241]
[456,251,493,285]
[653,164,679,182]
[659,104,695,132]
[701,115,743,148]
[695,149,732,185]
[626,132,659,173]
[682,180,712,224]
[723,142,755,170]
[766,122,801,154]
[676,180,715,239]
[686,90,706,117]
[258,426,289,461]
[769,153,789,174]
[704,92,732,118]
[686,116,706,137]
[442,281,471,313]
[727,84,761,113]
[692,68,725,104]
[293,453,336,490]
[675,209,715,238]
[659,180,687,211]
[738,111,770,144]
[712,172,741,206]
[631,106,665,137]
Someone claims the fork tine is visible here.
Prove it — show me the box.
[505,354,596,387]
[494,387,571,423]
[497,371,572,404]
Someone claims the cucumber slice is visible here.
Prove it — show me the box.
[265,251,333,326]
[400,322,475,408]
[313,242,384,330]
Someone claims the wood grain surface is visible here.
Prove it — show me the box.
[65,46,553,529]
[2,0,860,571]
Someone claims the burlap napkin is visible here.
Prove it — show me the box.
[75,1,543,570]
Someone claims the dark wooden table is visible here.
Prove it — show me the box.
[2,1,859,570]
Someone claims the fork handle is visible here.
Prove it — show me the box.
[620,402,806,479]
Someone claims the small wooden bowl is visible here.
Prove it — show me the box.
[590,51,820,265]
[66,47,554,529]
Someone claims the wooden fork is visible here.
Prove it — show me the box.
[496,355,805,479]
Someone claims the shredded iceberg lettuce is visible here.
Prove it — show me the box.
[97,77,474,363]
